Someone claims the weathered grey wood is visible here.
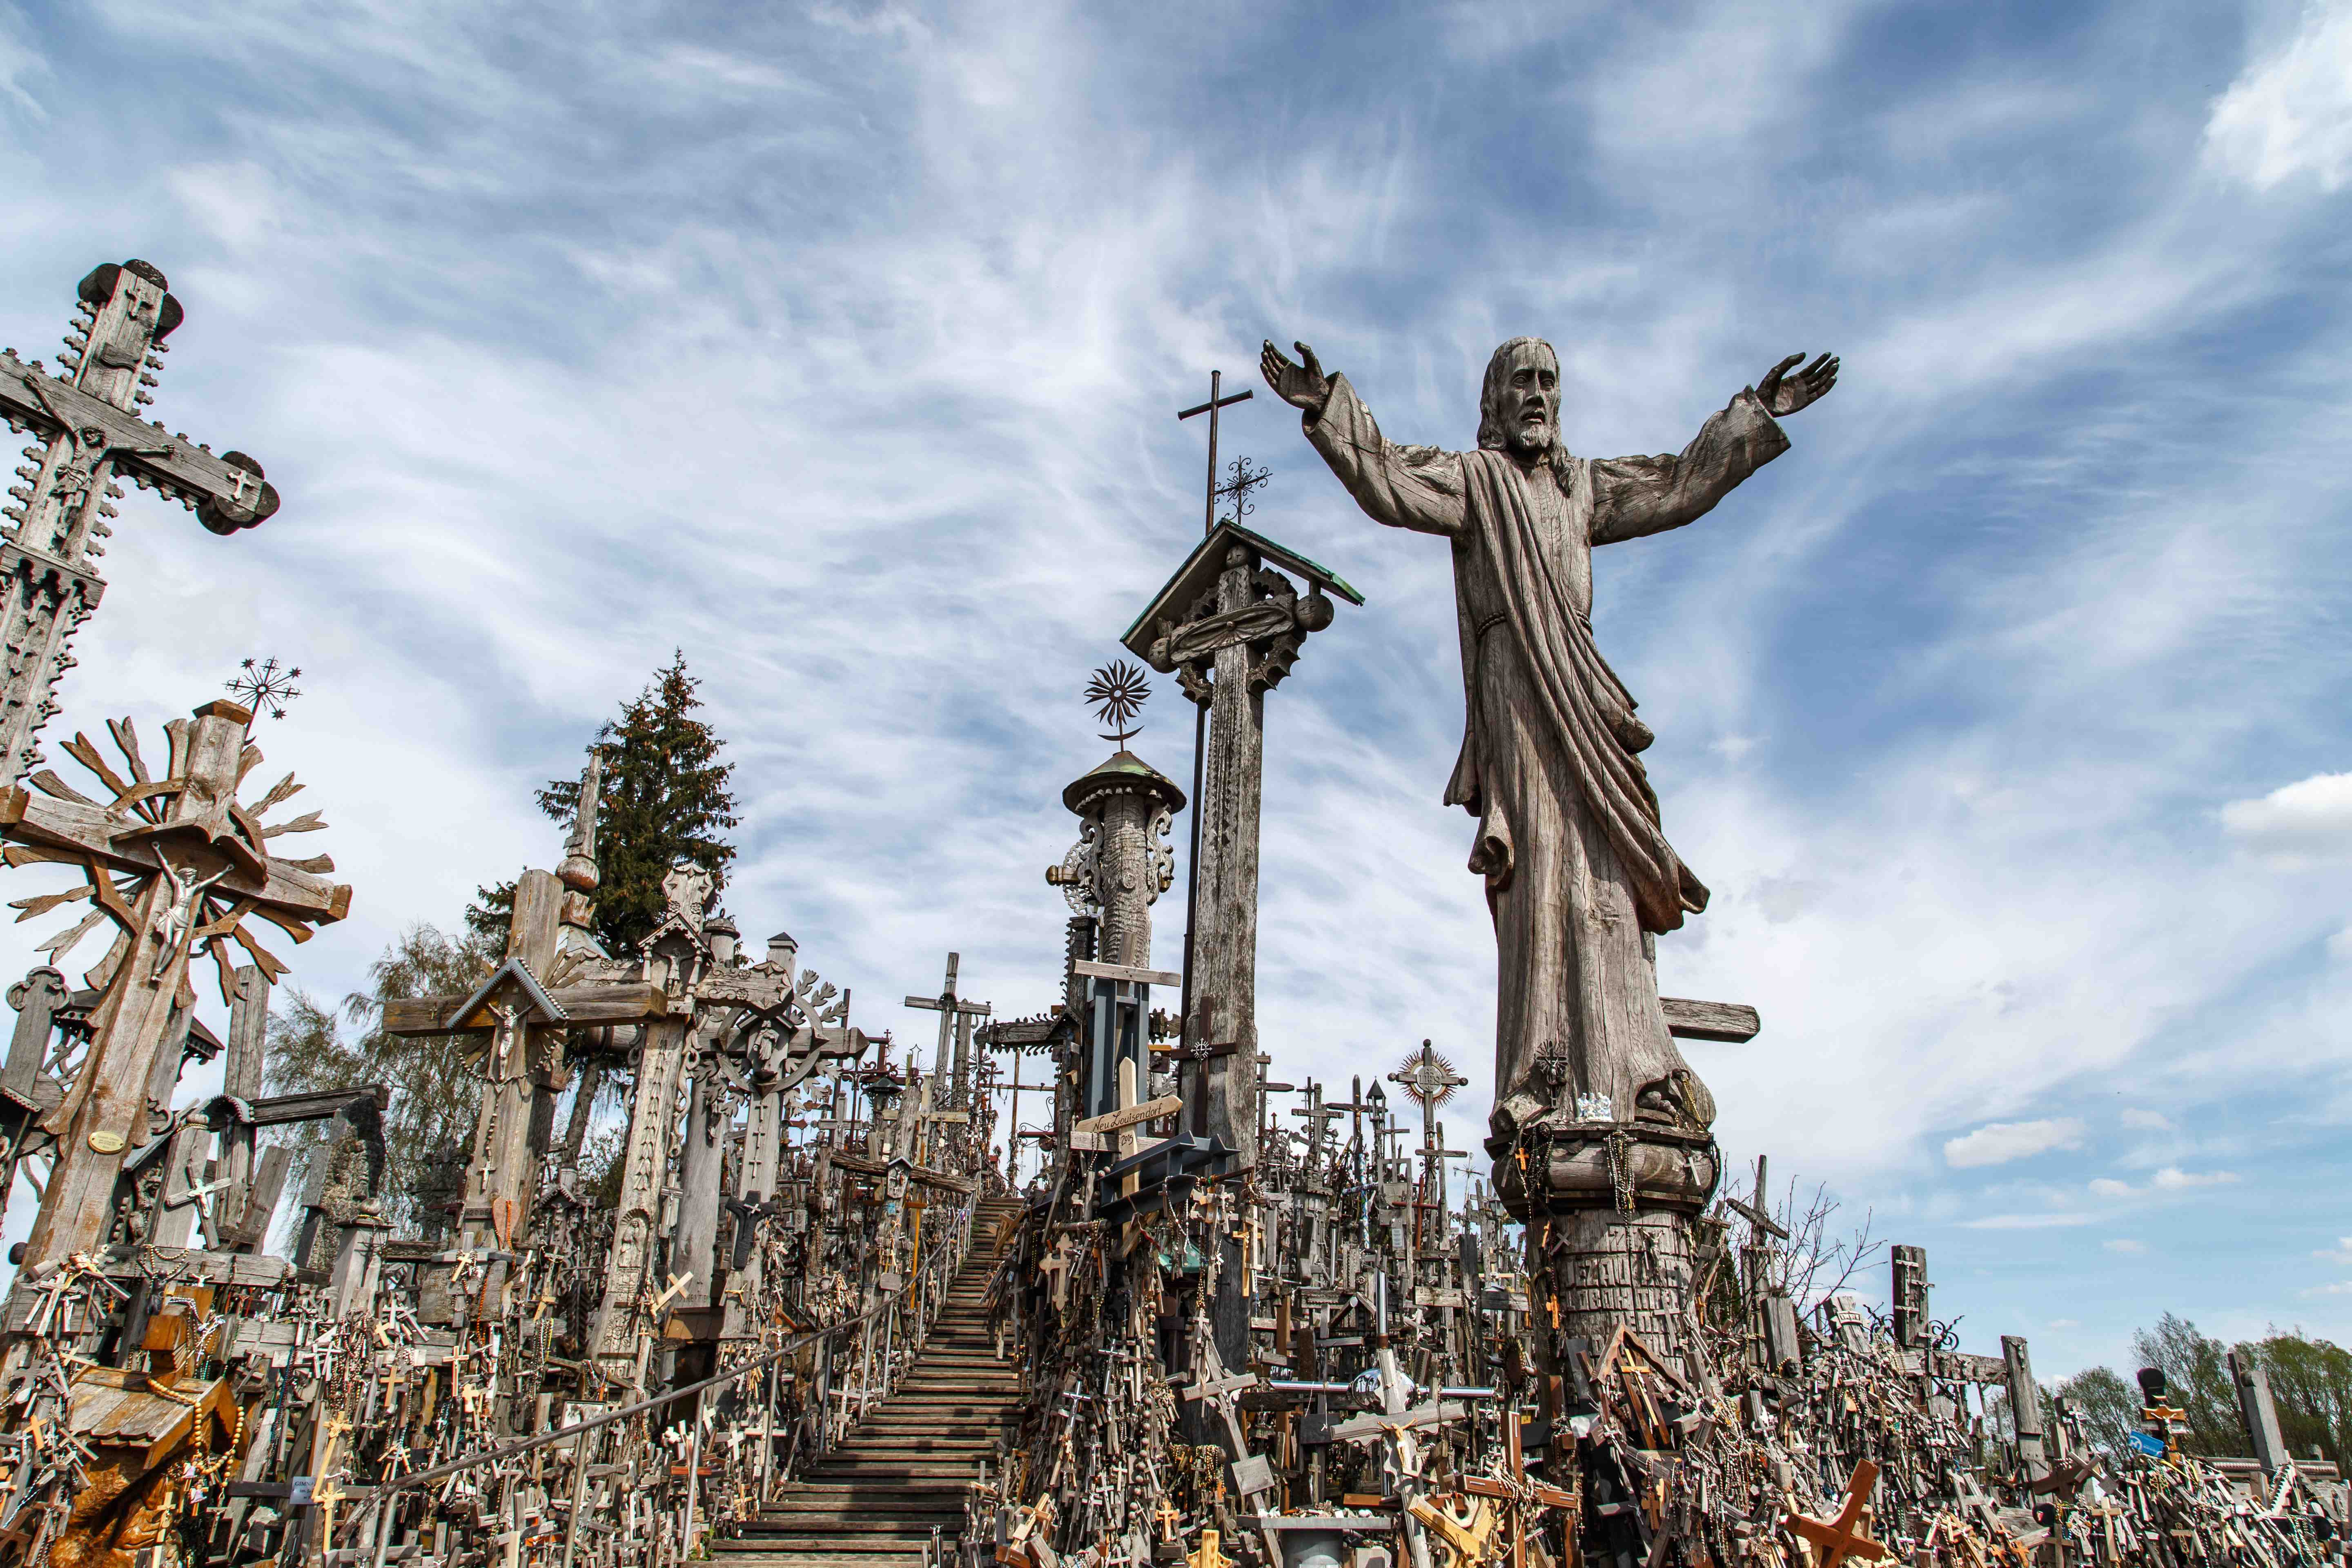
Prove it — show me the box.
[1,966,66,1103]
[7,700,350,1267]
[670,1040,728,1315]
[1660,998,1761,1043]
[1263,332,1835,1369]
[1073,960,1183,988]
[0,265,280,790]
[227,1084,389,1127]
[0,782,350,922]
[590,1013,691,1384]
[1073,1095,1183,1135]
[222,964,269,1101]
[0,263,276,784]
[231,1143,292,1252]
[454,869,564,1255]
[2002,1335,2051,1483]
[2230,1345,2289,1476]
[381,982,662,1036]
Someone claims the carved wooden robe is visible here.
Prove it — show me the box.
[1302,372,1788,1126]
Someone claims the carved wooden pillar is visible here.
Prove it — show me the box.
[1056,752,1182,1125]
[1128,523,1359,1172]
[1129,522,1360,1403]
[592,1013,690,1383]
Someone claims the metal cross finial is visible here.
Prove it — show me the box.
[1083,658,1151,746]
[226,656,302,719]
[1177,370,1254,537]
[1213,455,1271,526]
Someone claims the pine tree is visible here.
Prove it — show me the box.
[472,650,739,956]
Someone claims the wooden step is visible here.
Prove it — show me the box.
[738,1523,965,1544]
[711,1550,933,1565]
[746,1504,967,1523]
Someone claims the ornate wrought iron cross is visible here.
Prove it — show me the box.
[1213,455,1271,526]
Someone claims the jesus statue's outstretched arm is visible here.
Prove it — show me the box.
[1260,339,1466,538]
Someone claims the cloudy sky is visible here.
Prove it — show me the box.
[5,0,2352,1378]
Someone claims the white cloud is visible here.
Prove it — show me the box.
[1944,1118,2088,1169]
[0,19,43,120]
[2314,1238,2352,1265]
[2120,1109,2173,1131]
[1962,1212,2094,1230]
[2222,772,2352,864]
[2049,1318,2080,1329]
[2304,1281,2352,1296]
[2206,1,2352,192]
[2105,1239,2148,1254]
[2151,1167,2242,1189]
[2089,1178,2135,1198]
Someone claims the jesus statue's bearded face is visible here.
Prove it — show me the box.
[1475,338,1568,471]
[1496,341,1559,455]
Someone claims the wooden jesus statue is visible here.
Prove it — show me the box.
[1262,335,1837,1148]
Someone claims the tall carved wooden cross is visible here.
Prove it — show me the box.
[1127,522,1362,1175]
[0,699,347,1266]
[0,263,282,786]
[905,951,989,1156]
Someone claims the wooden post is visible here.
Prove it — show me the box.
[1126,523,1358,1174]
[2229,1345,2289,1476]
[218,964,270,1237]
[0,967,68,1205]
[2002,1334,2050,1485]
[671,1038,728,1313]
[1192,540,1268,1175]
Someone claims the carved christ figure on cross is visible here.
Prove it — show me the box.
[148,849,229,981]
[1262,334,1837,1134]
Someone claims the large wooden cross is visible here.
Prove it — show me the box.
[905,951,988,1157]
[0,262,282,787]
[1172,995,1242,1139]
[0,699,347,1266]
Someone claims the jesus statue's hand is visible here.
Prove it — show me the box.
[1756,351,1839,416]
[1261,339,1331,419]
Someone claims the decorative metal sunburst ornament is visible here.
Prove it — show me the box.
[226,657,303,719]
[1084,659,1151,746]
[1390,1042,1465,1110]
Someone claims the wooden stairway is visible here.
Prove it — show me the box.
[718,1196,1023,1567]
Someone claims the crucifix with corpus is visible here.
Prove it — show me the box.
[0,696,349,1268]
[0,261,284,788]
